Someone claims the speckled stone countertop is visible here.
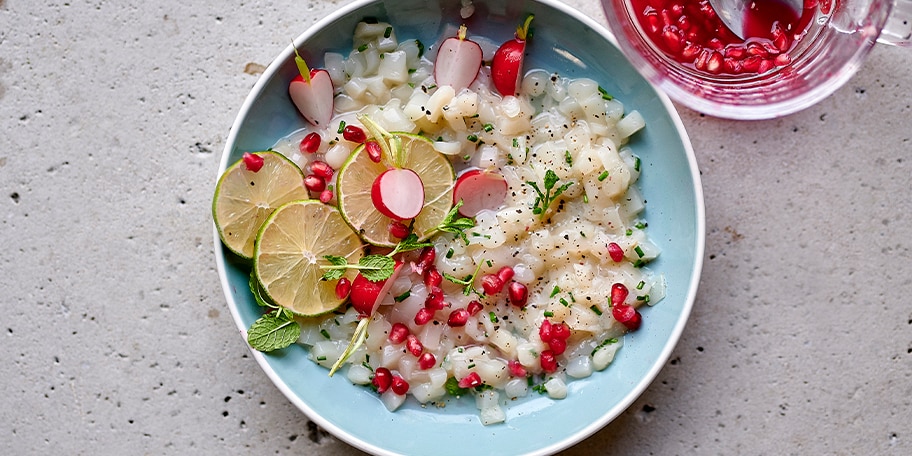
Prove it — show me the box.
[1,0,910,454]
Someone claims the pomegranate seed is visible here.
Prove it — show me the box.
[607,242,624,262]
[389,322,410,344]
[539,319,553,343]
[496,266,514,284]
[304,174,326,193]
[551,322,571,341]
[508,282,528,308]
[662,27,684,53]
[405,334,423,357]
[389,221,410,239]
[741,55,762,72]
[418,352,437,370]
[300,132,321,153]
[242,152,264,172]
[310,160,334,180]
[372,367,392,393]
[774,53,792,66]
[680,43,702,63]
[758,58,775,74]
[424,266,442,288]
[612,304,642,331]
[611,283,629,306]
[319,189,333,204]
[481,274,505,295]
[342,125,366,143]
[724,46,747,59]
[414,307,435,325]
[508,360,527,377]
[539,350,558,373]
[413,246,436,275]
[548,337,567,356]
[706,50,724,74]
[466,300,483,316]
[425,286,446,310]
[364,140,382,163]
[746,42,769,57]
[645,11,661,34]
[447,308,469,327]
[457,372,482,389]
[335,277,351,300]
[391,375,410,395]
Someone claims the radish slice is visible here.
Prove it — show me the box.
[453,169,508,217]
[289,69,334,127]
[491,15,534,97]
[434,25,483,91]
[371,168,425,221]
[349,262,407,317]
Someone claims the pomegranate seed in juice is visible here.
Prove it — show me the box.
[629,0,813,76]
[607,242,624,262]
[612,303,643,331]
[388,221,410,239]
[548,337,567,356]
[343,125,367,143]
[424,266,443,288]
[300,132,321,153]
[364,140,383,163]
[496,266,514,284]
[242,152,264,172]
[551,322,571,341]
[466,300,483,316]
[539,350,558,373]
[539,319,553,343]
[481,274,505,295]
[319,189,333,204]
[413,246,435,275]
[611,283,629,306]
[334,277,351,300]
[389,322,410,344]
[425,286,446,310]
[391,375,410,395]
[508,360,527,378]
[414,307,435,325]
[373,367,393,393]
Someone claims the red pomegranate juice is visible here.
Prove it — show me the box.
[630,0,822,75]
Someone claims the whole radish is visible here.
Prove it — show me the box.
[491,15,534,97]
[434,24,483,91]
[288,46,334,127]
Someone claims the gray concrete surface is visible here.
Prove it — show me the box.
[1,0,910,454]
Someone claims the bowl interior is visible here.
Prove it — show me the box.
[216,0,704,454]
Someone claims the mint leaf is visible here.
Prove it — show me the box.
[389,233,433,256]
[320,255,349,281]
[358,255,395,282]
[437,201,475,245]
[525,170,573,220]
[247,311,301,352]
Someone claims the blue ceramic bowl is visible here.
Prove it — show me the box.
[215,0,704,454]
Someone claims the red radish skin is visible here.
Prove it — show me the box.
[288,70,334,127]
[349,262,406,317]
[453,170,508,217]
[242,152,264,172]
[491,15,534,97]
[371,168,425,221]
[434,25,483,91]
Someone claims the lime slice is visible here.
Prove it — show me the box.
[337,133,455,247]
[254,200,364,316]
[213,151,309,260]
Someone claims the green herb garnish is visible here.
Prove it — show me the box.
[525,169,573,219]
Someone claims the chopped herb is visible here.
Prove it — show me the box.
[408,68,417,74]
[337,120,346,134]
[564,150,573,166]
[625,228,633,236]
[435,200,475,245]
[426,84,437,90]
[442,258,484,296]
[467,134,478,142]
[583,193,589,204]
[321,234,430,282]
[362,361,372,370]
[559,298,570,307]
[394,290,411,302]
[467,363,476,369]
[634,259,647,268]
[486,259,493,268]
[446,248,454,259]
[357,43,368,52]
[512,138,519,148]
[591,338,619,356]
[384,26,392,38]
[483,123,494,132]
[590,305,602,315]
[550,286,561,298]
[568,292,576,302]
[598,85,614,100]
[637,294,650,304]
[415,40,425,57]
[543,311,554,317]
[634,156,641,172]
[463,154,471,161]
[532,383,548,394]
[636,280,646,290]
[634,245,645,258]
[316,356,327,361]
[320,329,331,339]
[597,170,609,181]
[635,221,648,230]
[445,376,468,396]
[489,311,499,323]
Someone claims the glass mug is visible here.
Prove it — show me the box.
[600,0,912,119]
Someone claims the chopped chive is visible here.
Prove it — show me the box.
[636,280,645,290]
[337,120,346,134]
[467,134,478,142]
[357,43,368,52]
[362,361,372,370]
[317,356,327,361]
[591,338,619,356]
[543,311,554,317]
[463,154,471,161]
[512,138,519,148]
[467,363,476,369]
[597,170,609,181]
[408,68,417,74]
[415,40,425,57]
[527,376,534,386]
[636,294,650,303]
[394,290,411,302]
[635,222,648,230]
[550,286,560,298]
[598,86,614,101]
[626,228,633,236]
[483,123,494,132]
[446,248,454,259]
[427,84,437,90]
[568,292,576,302]
[559,297,570,307]
[384,26,392,38]
[589,305,603,315]
[320,329,331,339]
[565,150,573,166]
[634,156,641,172]
[634,245,645,258]
[583,193,589,204]
[489,312,499,323]
[486,259,493,267]
[408,82,415,88]
[634,259,646,268]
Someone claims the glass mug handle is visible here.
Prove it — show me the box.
[879,0,912,46]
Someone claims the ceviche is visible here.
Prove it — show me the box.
[212,15,665,425]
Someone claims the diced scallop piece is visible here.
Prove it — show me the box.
[354,21,390,40]
[398,39,422,67]
[411,382,446,403]
[616,110,645,139]
[544,377,568,399]
[521,69,549,97]
[344,78,369,99]
[324,141,354,169]
[433,140,463,155]
[504,378,529,399]
[381,389,406,411]
[565,355,594,379]
[477,390,506,425]
[378,50,409,85]
[324,52,347,86]
[605,99,625,123]
[347,363,373,385]
[425,85,456,123]
[592,338,623,371]
[567,78,600,100]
